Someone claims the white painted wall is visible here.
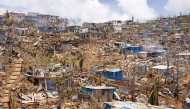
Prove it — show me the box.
[80,28,89,33]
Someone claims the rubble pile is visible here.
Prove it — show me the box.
[3,11,190,109]
[10,81,59,108]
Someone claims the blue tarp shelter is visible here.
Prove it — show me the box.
[143,33,153,38]
[164,72,171,76]
[0,17,4,24]
[45,78,57,93]
[122,27,130,31]
[116,33,122,36]
[184,40,189,45]
[81,86,116,101]
[163,27,171,32]
[96,68,123,80]
[121,107,133,109]
[123,46,142,54]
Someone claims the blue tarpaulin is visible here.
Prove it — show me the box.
[121,106,133,109]
[164,72,171,76]
[0,17,4,24]
[123,46,142,54]
[46,78,57,92]
[25,72,33,76]
[143,33,153,38]
[163,27,171,32]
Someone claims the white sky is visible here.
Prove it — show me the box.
[0,0,189,23]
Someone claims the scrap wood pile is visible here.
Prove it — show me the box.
[61,33,80,40]
[10,80,59,108]
[19,43,49,72]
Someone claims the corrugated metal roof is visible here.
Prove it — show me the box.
[151,65,173,70]
[106,68,122,72]
[84,86,115,89]
[177,52,190,56]
[104,101,165,109]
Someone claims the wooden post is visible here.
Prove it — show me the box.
[34,93,36,109]
[20,92,22,108]
[132,54,137,102]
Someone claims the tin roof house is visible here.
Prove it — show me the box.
[143,33,155,38]
[95,68,123,80]
[135,62,148,74]
[39,26,53,33]
[177,52,190,59]
[163,27,172,32]
[81,86,116,102]
[151,65,174,76]
[158,35,167,44]
[25,64,63,78]
[143,46,167,58]
[175,52,190,64]
[18,28,29,36]
[114,42,126,48]
[95,68,123,81]
[0,30,5,42]
[123,45,142,54]
[137,51,153,59]
[104,101,165,109]
[0,17,4,25]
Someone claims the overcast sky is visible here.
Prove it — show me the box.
[0,0,190,23]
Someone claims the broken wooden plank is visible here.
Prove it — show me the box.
[9,76,19,80]
[12,72,20,76]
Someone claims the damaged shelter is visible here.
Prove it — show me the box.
[15,28,29,36]
[95,68,123,81]
[183,91,190,109]
[122,45,142,54]
[94,68,132,87]
[176,52,190,64]
[143,46,167,58]
[137,51,153,59]
[45,43,72,52]
[27,64,63,78]
[15,81,60,108]
[169,52,190,65]
[114,42,126,48]
[151,65,174,76]
[134,61,148,74]
[81,86,116,102]
[23,63,74,108]
[104,101,165,109]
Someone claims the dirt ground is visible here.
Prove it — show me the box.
[19,37,190,108]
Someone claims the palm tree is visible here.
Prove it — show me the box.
[3,10,14,61]
[165,54,170,84]
[148,76,159,105]
[78,53,84,72]
[3,10,14,36]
